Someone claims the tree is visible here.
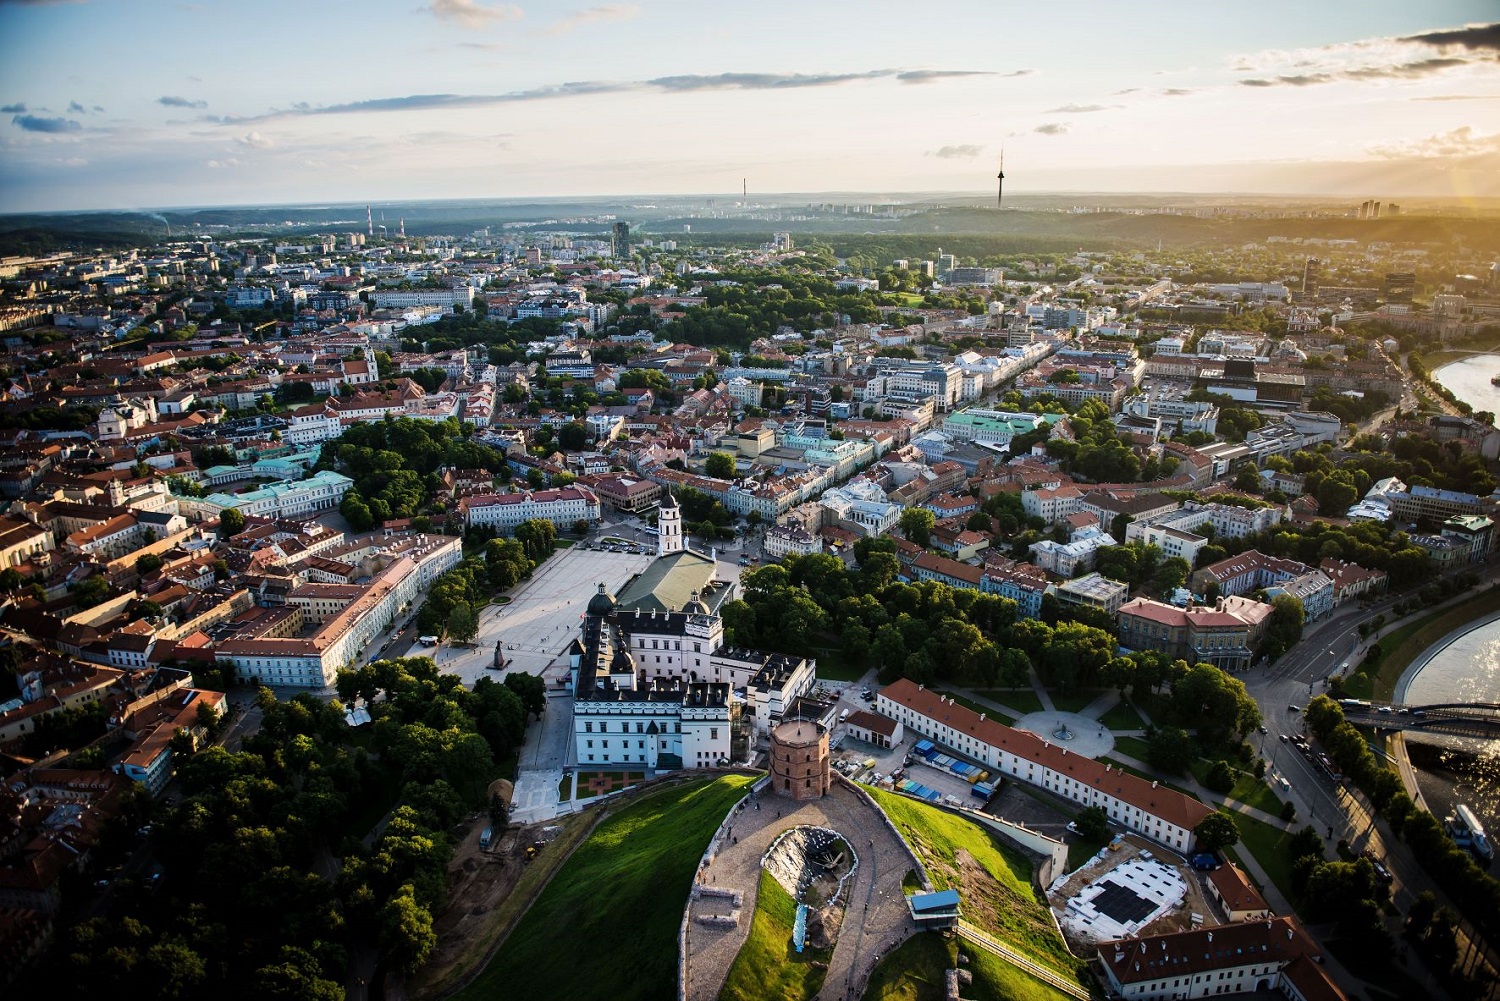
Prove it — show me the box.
[135,552,165,575]
[218,507,245,538]
[1205,759,1236,794]
[704,451,736,479]
[446,602,478,645]
[1289,825,1325,863]
[1261,594,1306,661]
[900,507,935,547]
[1194,812,1241,852]
[1075,805,1109,841]
[1146,725,1196,774]
[380,882,437,975]
[503,672,547,719]
[558,421,590,451]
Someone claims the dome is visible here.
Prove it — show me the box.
[610,645,635,675]
[586,583,616,617]
[682,590,710,615]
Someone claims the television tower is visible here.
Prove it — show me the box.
[366,205,373,237]
[996,149,1005,208]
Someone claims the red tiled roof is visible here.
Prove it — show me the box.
[880,678,1213,834]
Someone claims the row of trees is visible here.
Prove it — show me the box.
[1303,696,1500,947]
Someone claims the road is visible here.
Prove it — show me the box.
[1244,567,1500,989]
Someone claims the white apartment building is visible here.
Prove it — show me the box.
[459,485,602,533]
[1021,485,1084,525]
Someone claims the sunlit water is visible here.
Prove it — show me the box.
[1404,616,1500,842]
[1431,354,1500,416]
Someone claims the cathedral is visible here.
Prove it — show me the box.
[568,493,816,771]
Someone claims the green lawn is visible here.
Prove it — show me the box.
[812,645,865,681]
[1110,735,1152,763]
[861,933,1079,1001]
[1047,689,1100,715]
[1225,809,1298,908]
[867,788,1084,983]
[973,688,1045,716]
[1225,772,1285,817]
[554,539,576,548]
[719,870,831,1001]
[964,941,1084,1001]
[936,689,1017,722]
[1097,701,1142,731]
[455,775,754,1001]
[557,774,573,801]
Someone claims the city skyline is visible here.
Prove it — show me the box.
[0,0,1497,211]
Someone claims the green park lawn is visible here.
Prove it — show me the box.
[1047,689,1100,715]
[455,774,754,1001]
[1109,735,1152,763]
[1225,772,1286,817]
[719,870,832,1001]
[812,645,865,681]
[861,932,1081,1001]
[973,688,1045,716]
[1224,809,1298,908]
[1097,701,1142,731]
[867,789,1084,983]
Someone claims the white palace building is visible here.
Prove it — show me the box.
[567,494,814,770]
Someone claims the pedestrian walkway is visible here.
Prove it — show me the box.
[1029,666,1055,712]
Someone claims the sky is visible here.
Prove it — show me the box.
[0,0,1497,212]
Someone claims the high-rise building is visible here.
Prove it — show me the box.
[1301,258,1321,296]
[611,221,630,257]
[1384,272,1416,303]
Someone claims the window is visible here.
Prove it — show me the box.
[585,722,593,733]
[710,728,718,740]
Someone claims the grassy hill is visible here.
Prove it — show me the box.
[453,774,753,1001]
[866,788,1084,984]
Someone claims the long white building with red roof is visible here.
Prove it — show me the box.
[459,485,601,533]
[876,678,1213,852]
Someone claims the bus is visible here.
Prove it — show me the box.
[418,635,440,646]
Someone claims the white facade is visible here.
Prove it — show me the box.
[461,486,602,532]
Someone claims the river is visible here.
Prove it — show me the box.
[1404,615,1500,849]
[1411,357,1500,847]
[1431,353,1500,416]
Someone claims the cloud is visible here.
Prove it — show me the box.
[1043,103,1119,113]
[542,4,637,35]
[1111,88,1140,95]
[1002,69,1036,77]
[897,70,998,84]
[1238,56,1469,88]
[1240,74,1331,87]
[204,68,1003,123]
[1034,123,1068,135]
[0,103,25,113]
[11,114,81,132]
[235,131,274,149]
[423,0,522,26]
[1159,88,1194,96]
[929,144,984,159]
[1401,22,1500,53]
[158,95,207,108]
[67,101,85,113]
[647,71,894,91]
[1370,125,1500,159]
[205,157,241,169]
[1411,94,1500,101]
